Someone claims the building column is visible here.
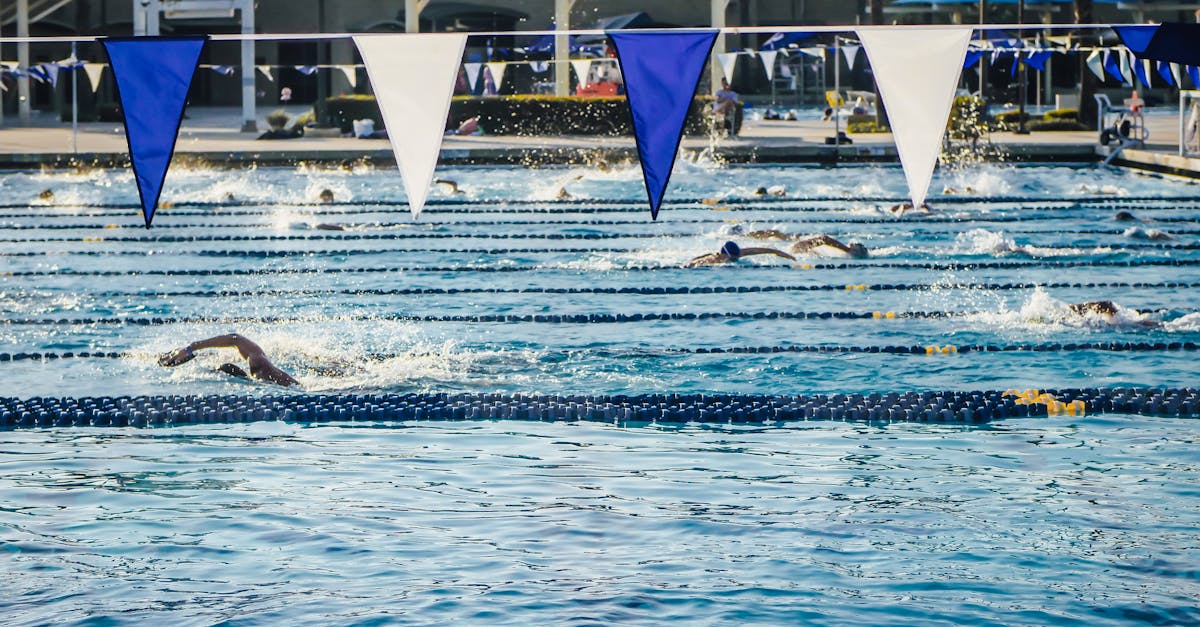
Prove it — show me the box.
[554,0,575,96]
[710,0,731,93]
[18,0,31,124]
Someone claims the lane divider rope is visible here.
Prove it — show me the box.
[10,281,1199,299]
[2,387,1198,427]
[8,258,1200,277]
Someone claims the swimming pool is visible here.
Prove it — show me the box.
[2,162,1199,624]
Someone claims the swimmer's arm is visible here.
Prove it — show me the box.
[684,253,720,267]
[186,334,265,360]
[738,247,797,261]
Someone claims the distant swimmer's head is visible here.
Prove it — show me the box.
[754,187,768,196]
[38,189,54,202]
[1069,301,1118,318]
[218,363,250,379]
[846,242,869,259]
[222,192,236,203]
[720,241,741,260]
[1113,210,1137,222]
[719,223,745,236]
[318,189,335,203]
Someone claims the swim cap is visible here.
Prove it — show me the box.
[720,241,741,259]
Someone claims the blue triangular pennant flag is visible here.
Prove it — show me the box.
[1133,57,1151,88]
[1158,61,1175,86]
[608,30,718,220]
[1010,51,1021,75]
[1191,66,1200,88]
[103,36,207,228]
[1022,51,1053,72]
[1104,51,1125,84]
[1116,23,1200,66]
[962,50,984,70]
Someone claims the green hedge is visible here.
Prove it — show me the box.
[324,94,719,136]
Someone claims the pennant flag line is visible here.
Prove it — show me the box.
[102,36,207,228]
[570,59,593,87]
[256,65,274,82]
[608,30,718,220]
[858,26,972,211]
[463,62,483,91]
[295,65,318,75]
[759,50,779,81]
[354,33,467,219]
[211,65,235,76]
[486,61,507,89]
[717,52,738,83]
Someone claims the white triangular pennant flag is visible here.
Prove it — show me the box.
[486,62,507,89]
[991,49,1005,67]
[1142,59,1153,87]
[758,50,779,81]
[800,46,826,59]
[463,62,482,91]
[717,52,738,83]
[570,59,593,87]
[83,63,105,92]
[1086,50,1105,81]
[1172,62,1183,88]
[842,45,861,69]
[858,27,972,210]
[256,65,274,82]
[337,65,357,89]
[42,64,59,87]
[1119,48,1133,85]
[354,33,468,218]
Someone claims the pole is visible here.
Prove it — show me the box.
[978,0,987,101]
[711,0,730,96]
[18,0,31,125]
[554,0,575,97]
[240,0,256,132]
[1016,0,1030,134]
[72,41,78,154]
[834,37,841,147]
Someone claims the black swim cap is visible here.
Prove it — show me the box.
[720,241,741,259]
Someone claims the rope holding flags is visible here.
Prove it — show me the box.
[101,36,207,228]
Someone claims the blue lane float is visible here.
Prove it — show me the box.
[1,389,1198,429]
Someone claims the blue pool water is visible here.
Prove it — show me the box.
[2,162,1200,624]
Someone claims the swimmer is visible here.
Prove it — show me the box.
[788,234,869,259]
[685,240,796,267]
[1068,301,1159,328]
[1079,184,1124,196]
[318,189,335,204]
[887,202,933,217]
[555,174,584,200]
[38,189,54,203]
[1123,226,1172,241]
[752,185,787,197]
[435,179,466,195]
[158,333,299,387]
[1113,210,1138,222]
[941,185,975,195]
[221,192,237,203]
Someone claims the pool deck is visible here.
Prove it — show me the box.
[1,105,1198,175]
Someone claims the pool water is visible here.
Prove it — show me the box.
[2,162,1200,624]
[1,162,1199,397]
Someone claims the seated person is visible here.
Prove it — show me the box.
[685,240,796,267]
[448,116,481,136]
[714,79,739,116]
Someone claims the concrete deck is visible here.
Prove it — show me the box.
[0,105,1193,171]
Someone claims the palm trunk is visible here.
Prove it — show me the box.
[1075,0,1099,129]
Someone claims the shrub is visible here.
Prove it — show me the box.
[995,110,1041,125]
[1043,108,1079,122]
[1028,119,1089,132]
[847,114,888,133]
[324,94,719,136]
[266,109,290,130]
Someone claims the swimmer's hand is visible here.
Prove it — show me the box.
[158,346,195,367]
